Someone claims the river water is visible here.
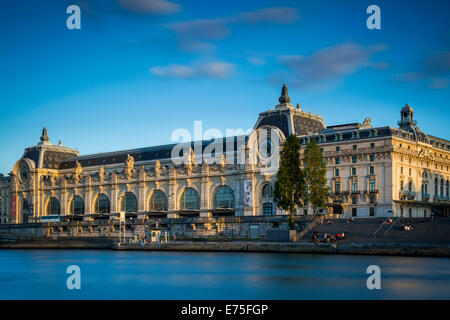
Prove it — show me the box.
[0,249,448,299]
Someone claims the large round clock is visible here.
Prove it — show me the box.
[19,166,29,183]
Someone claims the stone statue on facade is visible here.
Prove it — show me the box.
[125,154,135,178]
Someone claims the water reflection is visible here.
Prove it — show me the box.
[0,250,449,299]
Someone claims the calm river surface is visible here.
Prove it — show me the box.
[0,249,449,299]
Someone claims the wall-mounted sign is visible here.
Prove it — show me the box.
[244,180,253,207]
[11,197,16,218]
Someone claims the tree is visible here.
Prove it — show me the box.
[274,134,306,229]
[304,138,329,220]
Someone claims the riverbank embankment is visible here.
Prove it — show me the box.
[112,241,450,257]
[1,238,449,257]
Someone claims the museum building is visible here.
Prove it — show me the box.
[2,84,450,224]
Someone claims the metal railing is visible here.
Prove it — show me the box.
[384,217,400,239]
[374,219,388,238]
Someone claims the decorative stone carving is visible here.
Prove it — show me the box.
[221,154,226,171]
[99,166,105,182]
[74,161,82,183]
[184,148,197,176]
[139,166,146,180]
[50,173,57,187]
[125,154,135,178]
[154,160,161,177]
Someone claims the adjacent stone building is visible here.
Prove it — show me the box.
[0,174,11,224]
[3,84,450,224]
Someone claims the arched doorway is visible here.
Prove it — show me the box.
[331,202,343,215]
[22,200,30,223]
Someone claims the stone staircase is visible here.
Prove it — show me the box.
[300,217,450,244]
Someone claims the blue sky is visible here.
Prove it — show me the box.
[0,0,449,174]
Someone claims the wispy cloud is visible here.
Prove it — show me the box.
[164,7,299,52]
[271,43,388,90]
[395,51,450,89]
[149,61,235,79]
[247,57,267,66]
[118,0,181,15]
[236,7,299,24]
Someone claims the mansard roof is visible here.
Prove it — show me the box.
[59,135,248,170]
[20,128,79,169]
[299,126,392,144]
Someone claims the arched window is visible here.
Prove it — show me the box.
[440,179,444,196]
[262,184,273,198]
[120,192,137,213]
[94,194,110,214]
[214,186,234,209]
[149,190,168,211]
[70,196,84,215]
[435,178,439,195]
[46,197,60,215]
[180,188,200,210]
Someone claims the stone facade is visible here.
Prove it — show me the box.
[2,84,450,224]
[0,175,11,224]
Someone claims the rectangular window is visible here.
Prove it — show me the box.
[401,167,403,174]
[335,157,340,164]
[369,179,376,192]
[335,168,339,177]
[409,168,412,176]
[352,197,357,204]
[353,145,357,150]
[351,167,356,176]
[352,156,357,163]
[335,181,340,194]
[370,196,375,204]
[369,166,374,175]
[263,203,273,216]
[352,180,358,193]
[336,146,340,152]
[369,207,375,216]
[370,154,375,162]
[370,143,375,149]
[352,208,357,217]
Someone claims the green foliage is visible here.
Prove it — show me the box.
[304,139,329,218]
[274,134,306,228]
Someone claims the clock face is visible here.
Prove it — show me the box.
[19,167,29,183]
